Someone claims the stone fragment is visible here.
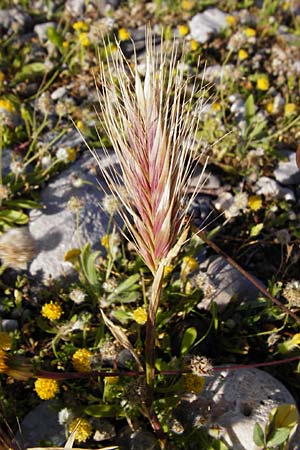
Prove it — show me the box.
[1,319,18,331]
[198,256,262,311]
[189,8,228,43]
[254,176,295,201]
[65,0,85,16]
[34,22,56,43]
[177,368,299,450]
[274,151,300,185]
[14,401,65,448]
[29,151,116,280]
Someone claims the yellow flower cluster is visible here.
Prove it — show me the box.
[72,348,92,372]
[133,307,148,325]
[244,27,256,38]
[0,349,8,373]
[118,27,130,41]
[190,39,199,51]
[226,15,237,27]
[73,21,89,32]
[34,378,59,400]
[257,74,269,91]
[78,32,90,47]
[69,418,92,443]
[248,195,262,211]
[41,301,63,321]
[238,49,248,60]
[178,24,189,37]
[183,374,205,394]
[0,98,15,113]
[181,256,198,278]
[0,332,12,350]
[284,103,296,116]
[181,0,195,11]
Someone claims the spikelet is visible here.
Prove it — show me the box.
[92,29,207,274]
[0,227,37,270]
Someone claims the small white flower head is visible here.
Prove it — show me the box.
[190,355,213,377]
[10,159,24,176]
[69,287,86,304]
[283,280,300,307]
[58,407,74,426]
[102,194,121,216]
[41,154,52,169]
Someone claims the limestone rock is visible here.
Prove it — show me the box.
[274,151,300,186]
[189,8,229,43]
[29,151,116,280]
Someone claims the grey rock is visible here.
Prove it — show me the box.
[51,86,68,100]
[14,401,65,448]
[29,151,115,280]
[42,129,83,149]
[129,430,158,450]
[198,256,262,311]
[0,8,32,34]
[274,151,300,185]
[180,368,299,450]
[254,176,295,201]
[1,319,18,331]
[65,0,85,16]
[93,419,116,441]
[34,22,56,43]
[189,8,229,43]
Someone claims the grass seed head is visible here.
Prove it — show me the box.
[93,29,207,274]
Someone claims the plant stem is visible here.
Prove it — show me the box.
[145,266,164,408]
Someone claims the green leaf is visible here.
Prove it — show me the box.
[106,274,140,303]
[250,223,264,237]
[245,94,255,118]
[0,209,28,224]
[271,404,298,429]
[4,199,40,209]
[47,26,63,49]
[84,404,123,418]
[80,243,100,286]
[253,422,265,447]
[181,327,197,355]
[266,427,291,447]
[36,317,56,333]
[14,62,46,83]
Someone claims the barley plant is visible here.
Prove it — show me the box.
[90,29,207,445]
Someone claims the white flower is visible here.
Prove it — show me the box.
[56,147,69,161]
[58,407,74,425]
[70,288,86,304]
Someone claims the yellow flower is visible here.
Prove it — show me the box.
[190,39,199,51]
[212,102,221,111]
[69,418,92,443]
[183,374,205,394]
[101,234,110,248]
[257,74,269,91]
[163,264,174,277]
[78,32,90,47]
[0,99,15,113]
[178,24,189,37]
[284,103,296,116]
[72,348,92,372]
[73,21,89,32]
[133,307,147,325]
[118,27,130,41]
[41,301,63,321]
[181,0,195,11]
[104,376,119,385]
[34,378,59,400]
[238,49,248,60]
[181,256,198,278]
[64,248,81,262]
[244,27,256,37]
[76,120,84,130]
[62,40,69,48]
[226,15,237,27]
[0,349,8,373]
[248,195,262,211]
[266,102,274,113]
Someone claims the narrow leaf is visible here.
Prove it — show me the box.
[181,327,197,355]
[253,422,265,447]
